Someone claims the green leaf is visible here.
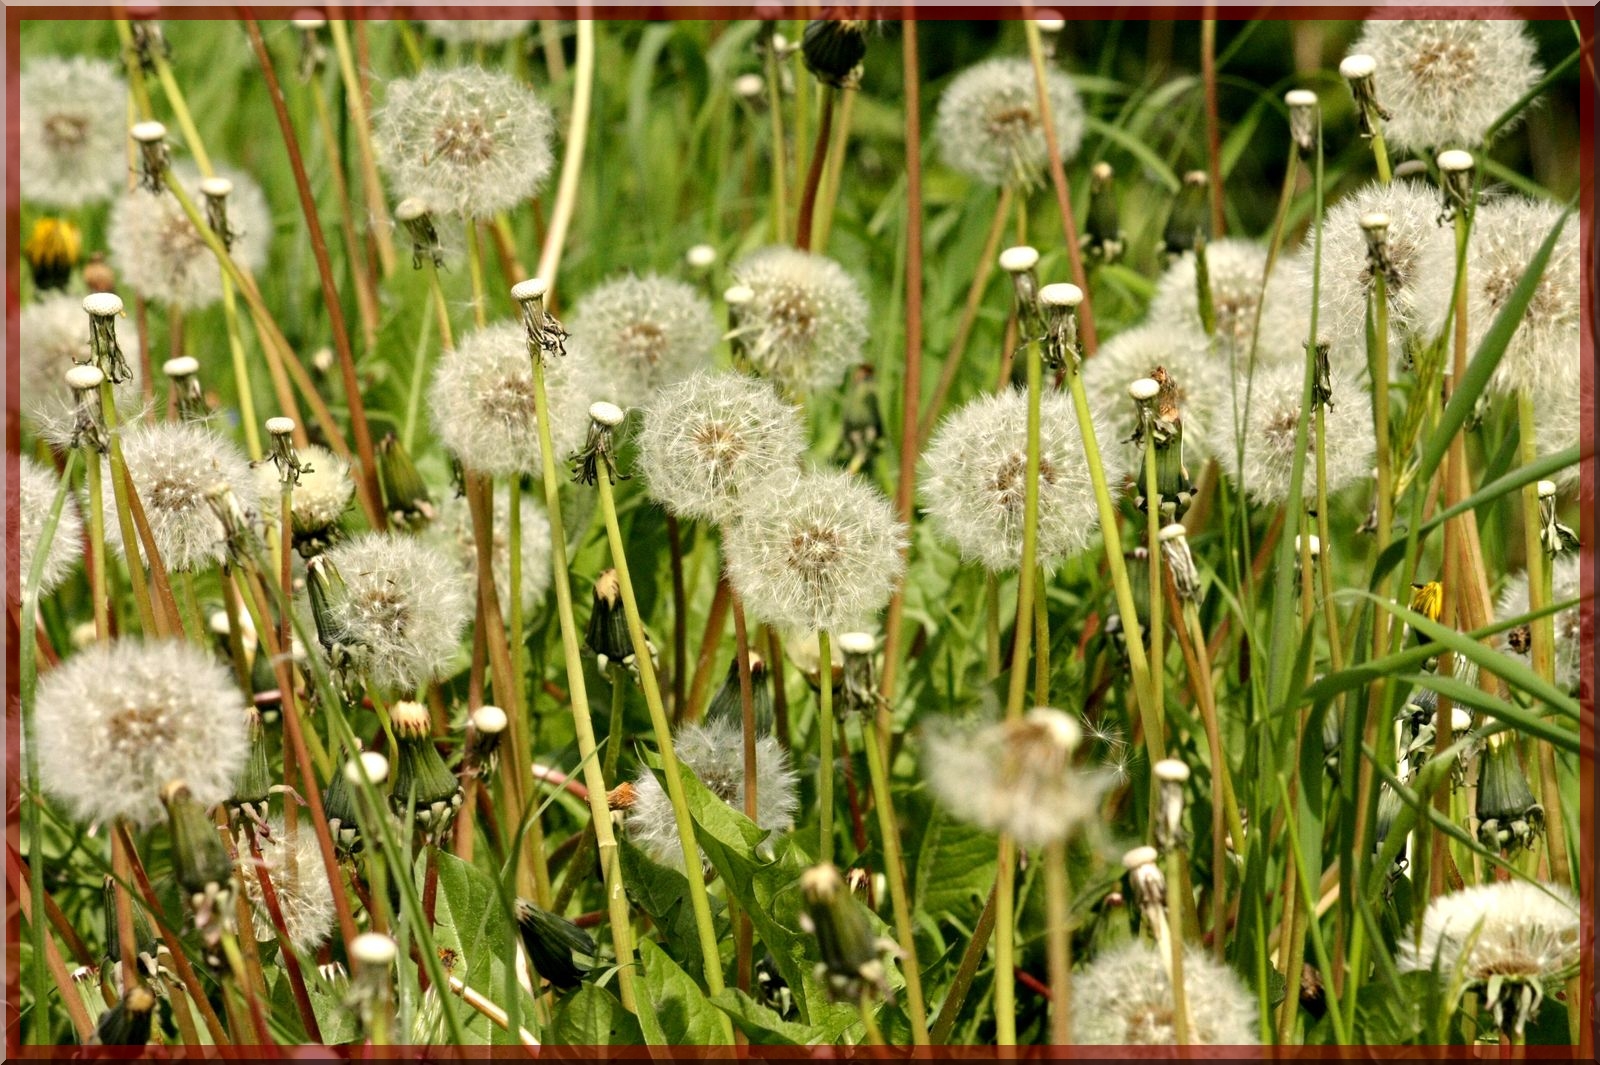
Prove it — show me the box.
[635,937,726,1045]
[1400,672,1578,754]
[619,838,706,980]
[548,984,644,1046]
[914,812,997,928]
[710,989,834,1046]
[426,850,512,990]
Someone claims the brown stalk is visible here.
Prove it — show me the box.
[733,595,758,998]
[245,827,323,1041]
[684,576,733,722]
[794,85,837,251]
[7,849,95,1041]
[1201,16,1226,237]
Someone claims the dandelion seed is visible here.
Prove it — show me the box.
[1074,941,1259,1045]
[1082,323,1227,463]
[922,388,1114,573]
[1149,238,1308,363]
[635,370,806,525]
[1221,360,1375,506]
[237,819,336,956]
[723,469,906,634]
[568,273,720,405]
[19,56,127,208]
[728,245,869,395]
[420,483,553,619]
[420,19,533,45]
[375,67,554,217]
[35,639,250,828]
[19,292,143,435]
[108,164,271,311]
[1349,20,1542,152]
[1497,555,1582,693]
[935,57,1084,189]
[18,455,83,596]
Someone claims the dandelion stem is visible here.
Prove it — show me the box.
[667,515,689,715]
[307,73,381,349]
[1004,333,1043,723]
[535,20,595,290]
[811,82,856,254]
[732,596,757,1002]
[1034,565,1051,704]
[795,84,835,251]
[220,272,262,460]
[818,629,837,867]
[930,878,998,1043]
[859,713,930,1044]
[8,856,93,1042]
[1143,432,1165,728]
[985,572,1003,681]
[1200,18,1226,237]
[994,833,1018,1045]
[764,39,790,243]
[84,453,110,642]
[466,220,490,330]
[1043,841,1073,1045]
[100,389,162,637]
[1164,846,1193,1045]
[327,19,397,276]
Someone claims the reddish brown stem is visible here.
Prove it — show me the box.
[246,828,323,1042]
[1202,16,1227,238]
[1029,30,1099,356]
[794,86,836,252]
[684,576,733,723]
[666,514,688,716]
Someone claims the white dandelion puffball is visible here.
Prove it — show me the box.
[1415,196,1579,398]
[1221,360,1375,507]
[19,455,83,595]
[375,67,554,218]
[1497,554,1583,694]
[420,484,553,619]
[924,707,1108,849]
[627,716,798,873]
[1400,880,1578,1034]
[1527,377,1585,492]
[109,164,271,311]
[568,273,720,406]
[20,292,144,434]
[636,370,806,525]
[922,389,1112,574]
[1350,20,1542,152]
[1083,323,1228,464]
[428,320,603,478]
[238,820,337,956]
[35,639,251,828]
[20,56,127,207]
[254,444,355,539]
[723,469,906,634]
[935,57,1085,189]
[100,421,261,573]
[318,533,472,693]
[1074,941,1260,1045]
[729,246,869,395]
[420,20,533,45]
[1311,180,1454,375]
[1149,238,1309,365]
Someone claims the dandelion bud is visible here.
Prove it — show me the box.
[292,16,326,80]
[1152,758,1190,853]
[227,708,273,828]
[83,291,132,384]
[837,632,879,718]
[585,570,636,673]
[65,363,108,452]
[1039,282,1082,371]
[462,705,508,782]
[799,863,895,1002]
[1436,149,1475,219]
[24,217,81,291]
[1084,161,1122,263]
[1164,171,1211,257]
[1475,732,1544,855]
[1122,845,1165,917]
[801,20,867,88]
[388,701,463,844]
[1159,523,1200,602]
[1285,88,1318,157]
[706,652,774,736]
[90,985,156,1046]
[163,356,206,421]
[130,119,168,192]
[1339,53,1387,140]
[685,243,717,271]
[515,900,597,990]
[161,780,237,949]
[395,198,443,270]
[376,432,434,530]
[322,753,373,855]
[305,554,351,673]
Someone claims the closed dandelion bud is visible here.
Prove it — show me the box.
[161,780,236,948]
[130,120,169,192]
[305,554,352,674]
[1475,733,1543,854]
[1164,171,1211,257]
[935,57,1084,190]
[163,355,205,421]
[102,876,159,977]
[25,217,81,290]
[90,985,157,1046]
[1152,759,1190,853]
[18,455,83,596]
[1284,89,1318,158]
[1159,524,1200,603]
[83,292,132,385]
[1074,941,1259,1045]
[728,246,869,395]
[585,570,636,673]
[228,708,273,828]
[322,753,376,855]
[801,20,867,87]
[836,632,879,718]
[395,198,444,270]
[515,900,597,990]
[799,863,894,1002]
[20,56,127,207]
[462,705,508,782]
[1084,161,1122,263]
[388,701,463,844]
[706,652,773,736]
[377,432,435,529]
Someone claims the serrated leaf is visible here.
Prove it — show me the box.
[709,989,833,1046]
[619,837,706,980]
[635,937,726,1045]
[548,983,644,1047]
[914,812,997,927]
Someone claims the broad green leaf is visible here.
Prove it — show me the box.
[708,989,837,1045]
[549,984,644,1046]
[914,812,997,928]
[619,836,707,979]
[635,937,726,1046]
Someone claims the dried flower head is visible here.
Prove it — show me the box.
[924,707,1109,848]
[19,455,83,595]
[1349,20,1542,152]
[1083,323,1227,463]
[728,246,869,395]
[627,715,798,872]
[1074,941,1259,1045]
[635,370,806,525]
[935,57,1084,189]
[1400,880,1578,1037]
[99,421,261,572]
[254,443,354,550]
[420,20,532,45]
[568,273,720,405]
[1150,238,1308,365]
[1222,360,1375,506]
[237,820,337,956]
[108,164,271,310]
[420,483,553,619]
[20,56,127,207]
[922,389,1114,573]
[723,469,906,634]
[20,292,144,434]
[428,320,603,477]
[36,639,250,827]
[316,532,472,693]
[1497,554,1582,694]
[375,67,554,217]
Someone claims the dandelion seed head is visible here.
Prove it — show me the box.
[1350,20,1542,152]
[36,639,250,828]
[1150,239,1308,365]
[635,370,807,525]
[1223,360,1375,506]
[1497,555,1582,694]
[935,57,1085,188]
[20,292,144,435]
[375,67,554,218]
[420,20,533,45]
[319,533,472,693]
[238,819,336,956]
[922,389,1113,573]
[568,273,719,406]
[420,483,552,619]
[1083,323,1228,463]
[20,56,127,208]
[729,245,869,395]
[1525,378,1585,492]
[723,469,906,633]
[254,444,354,540]
[1074,941,1259,1045]
[19,455,83,595]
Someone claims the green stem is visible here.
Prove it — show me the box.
[1005,334,1044,721]
[219,272,262,461]
[994,834,1017,1046]
[1033,565,1051,704]
[327,19,396,276]
[818,630,836,867]
[534,20,595,290]
[764,41,789,243]
[1144,430,1164,727]
[1165,848,1191,1045]
[1044,841,1072,1045]
[100,385,159,636]
[859,716,929,1044]
[177,570,205,645]
[84,452,110,641]
[984,572,1003,681]
[148,49,212,176]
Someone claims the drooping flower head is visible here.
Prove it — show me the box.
[1497,554,1584,694]
[1399,880,1578,1037]
[375,67,554,217]
[922,389,1112,573]
[1349,20,1542,152]
[428,320,603,477]
[935,57,1084,189]
[18,455,83,595]
[108,164,272,311]
[627,715,798,873]
[420,20,533,45]
[237,820,337,956]
[254,443,355,553]
[1074,941,1260,1045]
[100,421,261,572]
[568,273,719,406]
[723,469,906,634]
[20,56,127,208]
[924,707,1109,849]
[1082,323,1227,463]
[636,370,807,525]
[728,246,869,395]
[36,639,251,827]
[315,533,472,694]
[421,483,553,619]
[1149,238,1308,364]
[1221,360,1375,506]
